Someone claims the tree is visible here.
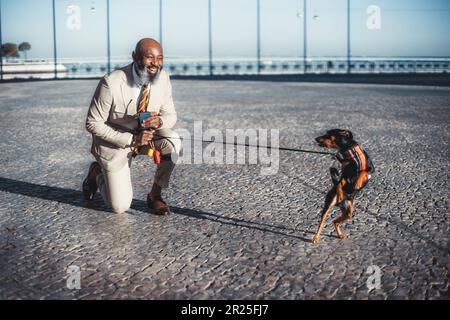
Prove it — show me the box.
[1,43,19,58]
[18,42,31,60]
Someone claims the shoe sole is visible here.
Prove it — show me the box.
[82,162,100,200]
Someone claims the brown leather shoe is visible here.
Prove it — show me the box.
[82,162,101,200]
[147,193,171,216]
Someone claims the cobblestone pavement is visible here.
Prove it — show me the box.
[0,79,449,300]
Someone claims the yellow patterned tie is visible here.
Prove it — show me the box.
[132,84,150,157]
[137,84,149,114]
[132,85,161,163]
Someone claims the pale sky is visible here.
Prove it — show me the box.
[1,0,450,60]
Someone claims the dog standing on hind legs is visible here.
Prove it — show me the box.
[312,129,375,244]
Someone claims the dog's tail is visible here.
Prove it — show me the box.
[330,167,340,185]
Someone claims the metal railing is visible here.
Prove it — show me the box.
[1,0,449,80]
[1,57,448,80]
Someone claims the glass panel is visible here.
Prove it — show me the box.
[351,0,450,73]
[164,0,209,75]
[1,0,54,79]
[1,0,449,79]
[211,0,257,74]
[307,0,347,73]
[110,0,159,72]
[55,0,108,78]
[260,0,301,74]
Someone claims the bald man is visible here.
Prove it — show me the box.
[83,38,180,215]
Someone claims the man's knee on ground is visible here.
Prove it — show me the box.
[110,197,132,213]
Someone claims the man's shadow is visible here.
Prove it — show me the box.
[0,176,323,243]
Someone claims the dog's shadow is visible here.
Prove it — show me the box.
[0,176,331,243]
[130,199,334,242]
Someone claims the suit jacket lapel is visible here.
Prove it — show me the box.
[120,64,137,115]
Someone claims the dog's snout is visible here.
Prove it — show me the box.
[315,136,325,144]
[316,135,331,148]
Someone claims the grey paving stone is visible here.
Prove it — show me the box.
[0,79,449,299]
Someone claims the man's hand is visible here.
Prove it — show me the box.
[134,130,154,147]
[142,115,161,129]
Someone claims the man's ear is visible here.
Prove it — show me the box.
[132,51,137,62]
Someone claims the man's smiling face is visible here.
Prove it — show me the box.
[132,38,163,83]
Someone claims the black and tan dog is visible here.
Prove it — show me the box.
[312,129,374,244]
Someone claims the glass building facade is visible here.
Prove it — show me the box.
[1,0,449,79]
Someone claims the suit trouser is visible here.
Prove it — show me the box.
[95,128,181,213]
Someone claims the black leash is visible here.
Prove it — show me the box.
[152,135,333,156]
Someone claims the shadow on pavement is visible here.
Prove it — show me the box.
[3,176,447,251]
[0,176,318,243]
[132,199,319,243]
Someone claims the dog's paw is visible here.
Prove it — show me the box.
[334,222,346,240]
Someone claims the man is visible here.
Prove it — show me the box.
[83,38,180,215]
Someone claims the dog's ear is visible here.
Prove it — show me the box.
[335,130,353,147]
[339,130,353,140]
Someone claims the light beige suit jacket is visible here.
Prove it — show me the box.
[86,64,177,172]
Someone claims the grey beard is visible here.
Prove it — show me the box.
[134,63,153,85]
